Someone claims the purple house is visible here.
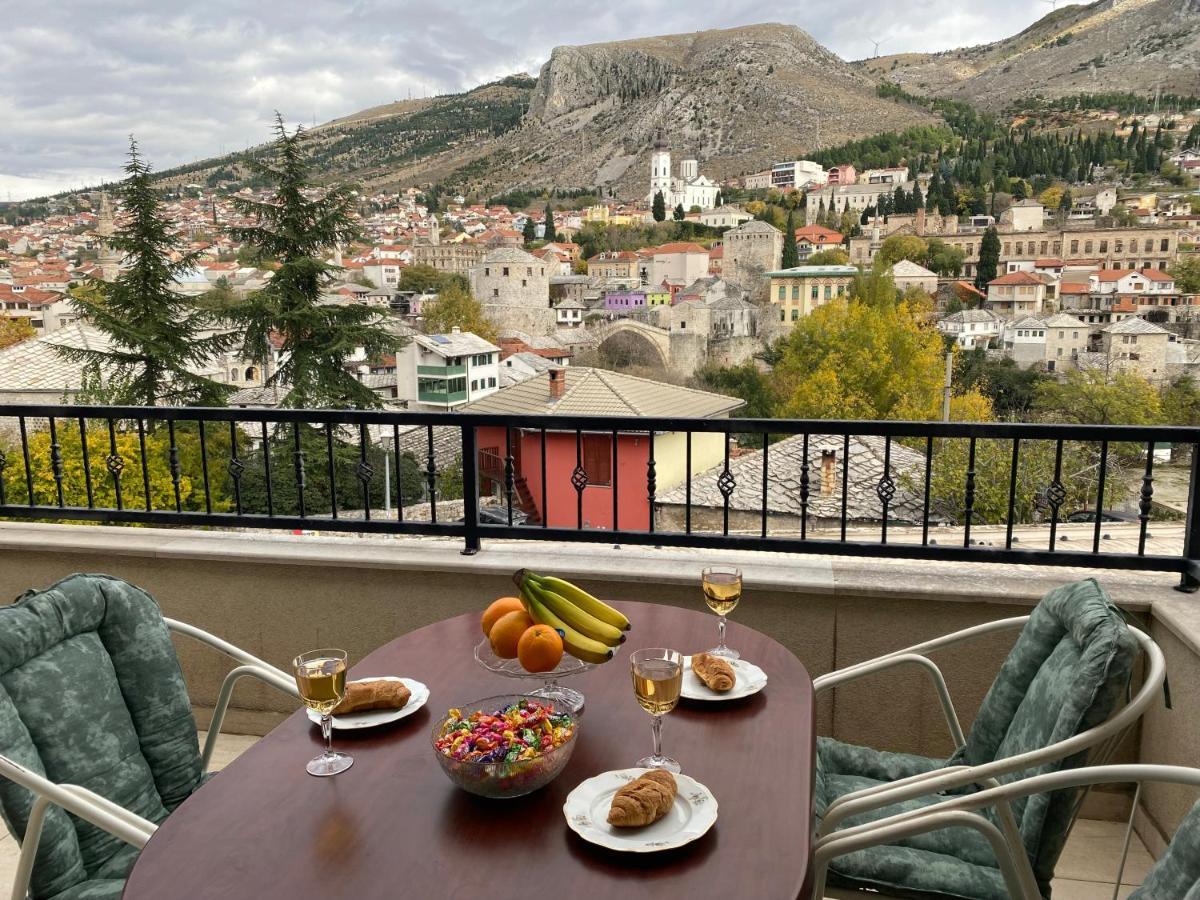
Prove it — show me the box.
[603,290,647,313]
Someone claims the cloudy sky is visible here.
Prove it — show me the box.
[0,0,1062,200]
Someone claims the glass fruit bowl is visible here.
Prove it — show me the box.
[431,694,579,799]
[474,637,607,715]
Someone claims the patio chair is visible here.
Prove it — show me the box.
[0,573,300,900]
[810,577,1164,900]
[813,764,1200,899]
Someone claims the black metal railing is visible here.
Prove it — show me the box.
[1,404,1199,592]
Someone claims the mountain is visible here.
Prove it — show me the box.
[861,0,1200,110]
[156,24,936,200]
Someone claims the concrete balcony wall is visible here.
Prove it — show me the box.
[0,523,1190,851]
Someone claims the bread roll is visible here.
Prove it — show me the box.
[332,679,410,715]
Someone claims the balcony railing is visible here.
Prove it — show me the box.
[417,364,466,376]
[1,403,1199,591]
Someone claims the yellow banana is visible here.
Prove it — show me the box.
[532,574,631,632]
[521,585,613,665]
[531,583,625,647]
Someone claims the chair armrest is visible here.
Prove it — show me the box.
[200,664,301,772]
[814,653,966,749]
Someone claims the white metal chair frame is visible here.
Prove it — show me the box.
[813,764,1200,900]
[810,615,1165,900]
[0,618,300,900]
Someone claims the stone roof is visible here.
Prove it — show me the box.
[1011,316,1045,329]
[890,260,938,278]
[729,220,781,235]
[0,322,114,393]
[657,433,927,524]
[481,246,542,265]
[414,331,499,357]
[1042,313,1087,328]
[461,367,743,418]
[1103,316,1171,336]
[941,309,1001,324]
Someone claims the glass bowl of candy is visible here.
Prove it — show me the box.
[431,694,579,799]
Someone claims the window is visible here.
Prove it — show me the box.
[1145,239,1154,253]
[1073,331,1079,339]
[245,367,257,381]
[502,267,510,276]
[470,380,478,391]
[229,369,238,381]
[811,286,819,300]
[527,267,532,276]
[1100,241,1108,253]
[1015,242,1023,255]
[778,286,786,301]
[824,285,832,300]
[1161,239,1170,252]
[792,286,799,300]
[780,308,786,321]
[1115,240,1123,253]
[1004,243,1012,255]
[791,309,799,321]
[837,285,846,296]
[1070,240,1079,254]
[680,321,686,329]
[484,267,490,276]
[582,434,612,486]
[488,377,496,388]
[492,288,499,297]
[522,279,527,288]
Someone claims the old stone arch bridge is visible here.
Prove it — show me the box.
[589,319,672,368]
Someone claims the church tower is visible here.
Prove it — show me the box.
[428,213,440,246]
[96,192,120,282]
[649,129,673,200]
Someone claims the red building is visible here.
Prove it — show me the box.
[465,368,743,530]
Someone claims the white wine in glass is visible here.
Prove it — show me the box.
[702,565,742,660]
[631,648,683,773]
[293,649,354,777]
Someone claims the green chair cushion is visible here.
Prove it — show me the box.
[0,574,203,900]
[1131,797,1200,899]
[817,578,1137,899]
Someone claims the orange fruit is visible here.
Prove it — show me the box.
[518,624,564,673]
[489,610,534,659]
[481,597,525,637]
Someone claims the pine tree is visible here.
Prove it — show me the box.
[976,226,1001,290]
[522,216,537,246]
[58,139,233,406]
[673,203,685,221]
[714,191,723,207]
[652,190,666,222]
[781,209,799,268]
[912,185,925,210]
[543,203,557,243]
[227,115,398,409]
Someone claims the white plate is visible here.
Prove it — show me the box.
[680,656,767,702]
[564,768,718,853]
[305,677,430,731]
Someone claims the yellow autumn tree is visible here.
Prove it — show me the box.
[0,317,35,350]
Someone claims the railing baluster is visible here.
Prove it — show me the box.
[357,423,372,521]
[572,429,586,530]
[1093,441,1109,554]
[1047,439,1066,552]
[877,435,895,545]
[228,421,243,516]
[105,418,123,511]
[198,420,212,515]
[503,427,514,527]
[425,425,437,524]
[540,428,548,529]
[19,416,33,506]
[78,417,93,509]
[963,437,977,547]
[839,433,849,542]
[392,424,403,522]
[0,439,8,506]
[1005,438,1020,550]
[325,423,338,519]
[47,416,64,508]
[798,434,808,541]
[167,420,182,513]
[718,432,734,537]
[647,429,656,534]
[460,424,480,554]
[293,422,306,519]
[1138,441,1156,556]
[261,421,274,517]
[685,430,692,535]
[764,433,773,540]
[137,419,151,510]
[921,435,933,546]
[612,428,619,532]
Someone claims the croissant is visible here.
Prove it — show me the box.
[332,679,410,715]
[692,653,736,692]
[607,770,677,827]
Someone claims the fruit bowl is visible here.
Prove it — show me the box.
[431,694,579,799]
[474,638,619,716]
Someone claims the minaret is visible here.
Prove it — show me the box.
[96,192,120,282]
[428,213,440,246]
[649,129,673,201]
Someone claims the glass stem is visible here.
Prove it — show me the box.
[321,713,334,757]
[651,714,664,760]
[718,615,727,651]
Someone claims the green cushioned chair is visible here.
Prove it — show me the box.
[0,574,299,900]
[809,578,1164,900]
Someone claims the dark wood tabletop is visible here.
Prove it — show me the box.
[123,600,815,900]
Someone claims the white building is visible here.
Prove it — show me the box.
[1089,268,1176,295]
[859,167,910,185]
[890,260,939,295]
[553,298,587,328]
[397,329,500,410]
[807,181,915,217]
[938,309,1003,349]
[771,161,828,191]
[648,131,719,212]
[1001,200,1046,233]
[700,206,753,229]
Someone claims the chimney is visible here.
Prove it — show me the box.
[916,206,926,237]
[451,326,461,334]
[548,368,565,401]
[821,451,836,497]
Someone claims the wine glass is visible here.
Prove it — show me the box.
[702,564,742,660]
[293,648,354,777]
[630,648,683,773]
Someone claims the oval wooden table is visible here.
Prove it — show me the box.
[123,600,815,899]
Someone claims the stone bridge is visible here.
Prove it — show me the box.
[588,319,672,368]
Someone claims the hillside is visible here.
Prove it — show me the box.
[155,24,936,201]
[861,0,1200,110]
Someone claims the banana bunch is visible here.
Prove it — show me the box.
[513,569,630,665]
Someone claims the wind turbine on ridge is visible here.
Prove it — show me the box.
[869,37,888,58]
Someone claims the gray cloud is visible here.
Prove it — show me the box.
[0,0,1055,199]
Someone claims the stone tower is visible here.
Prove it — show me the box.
[428,213,440,246]
[96,192,120,282]
[649,129,672,199]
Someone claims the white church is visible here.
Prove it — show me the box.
[647,131,719,212]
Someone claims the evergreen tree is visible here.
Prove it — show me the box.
[894,186,908,214]
[652,190,666,222]
[673,203,685,221]
[58,139,232,406]
[227,115,398,409]
[543,203,557,243]
[912,184,925,210]
[976,225,1001,289]
[522,216,537,246]
[781,209,799,268]
[714,191,723,207]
